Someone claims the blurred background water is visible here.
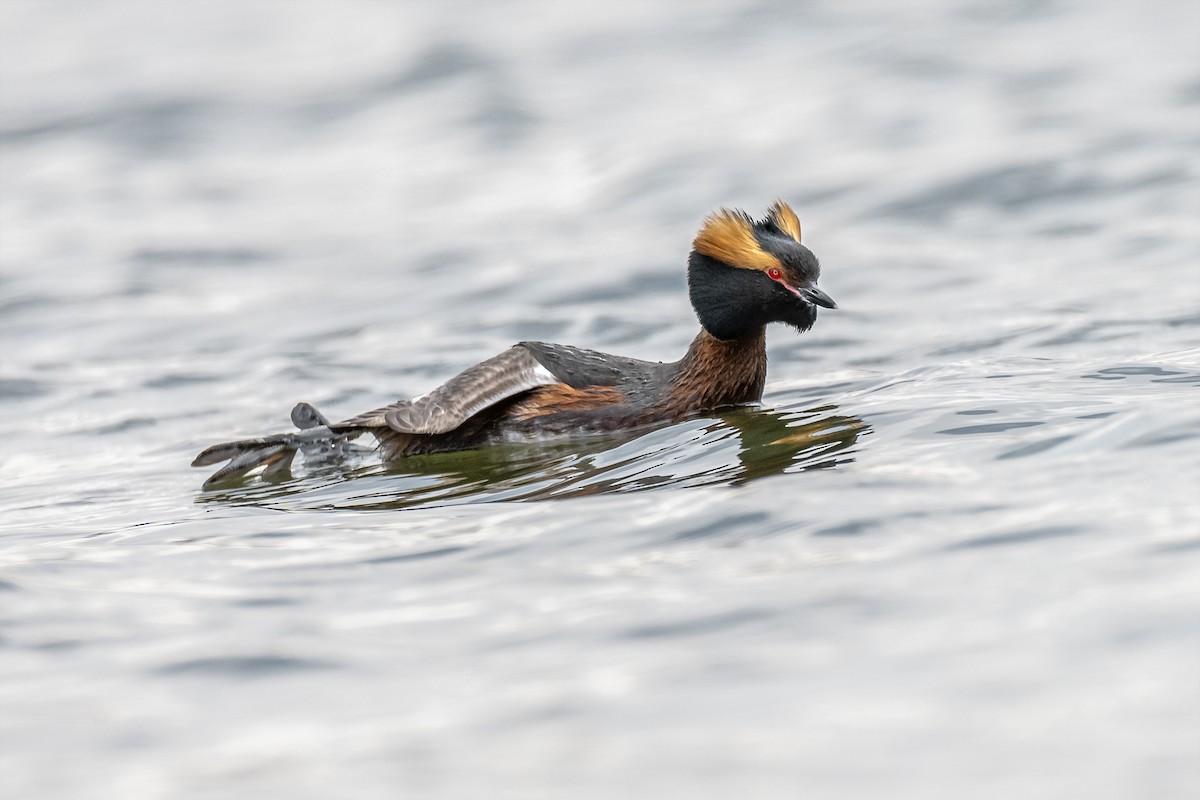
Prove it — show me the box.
[1,1,1198,798]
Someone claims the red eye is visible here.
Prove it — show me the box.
[767,267,782,280]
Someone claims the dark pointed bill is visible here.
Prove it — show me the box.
[799,285,837,309]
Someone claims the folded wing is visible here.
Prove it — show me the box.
[334,345,561,434]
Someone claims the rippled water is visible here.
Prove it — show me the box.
[2,2,1199,798]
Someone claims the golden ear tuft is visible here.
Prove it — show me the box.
[766,200,802,243]
[693,209,781,272]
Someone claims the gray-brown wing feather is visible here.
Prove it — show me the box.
[334,345,559,435]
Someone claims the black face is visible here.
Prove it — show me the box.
[687,250,822,341]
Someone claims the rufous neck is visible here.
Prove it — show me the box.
[667,328,767,414]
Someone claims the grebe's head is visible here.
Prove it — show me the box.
[687,201,835,341]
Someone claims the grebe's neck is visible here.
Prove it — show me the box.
[665,328,767,416]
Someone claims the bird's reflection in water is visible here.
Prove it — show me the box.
[197,405,867,511]
[721,404,865,484]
